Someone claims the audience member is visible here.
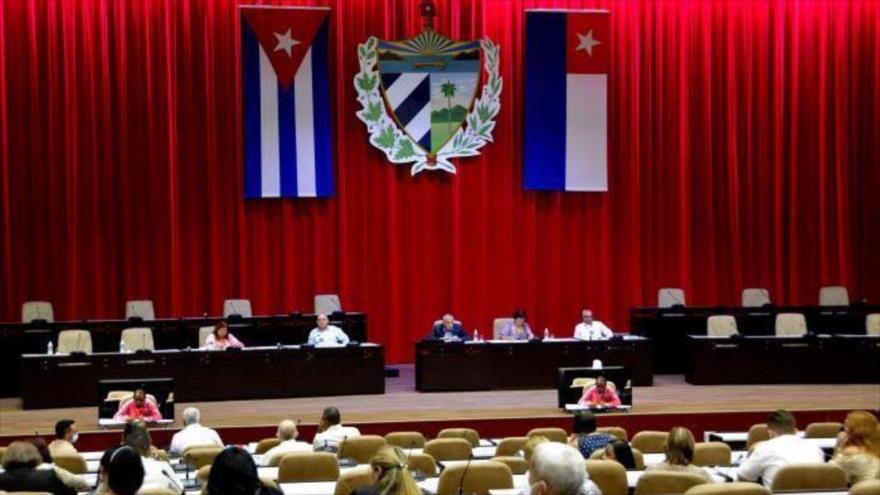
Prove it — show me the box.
[308,313,351,346]
[122,422,183,493]
[113,388,163,422]
[122,421,167,460]
[27,437,88,492]
[260,419,311,466]
[428,313,469,341]
[568,411,614,458]
[577,376,621,408]
[831,410,880,484]
[0,441,75,495]
[499,308,534,340]
[48,419,78,457]
[352,445,421,495]
[207,446,281,495]
[203,321,245,350]
[528,442,601,495]
[169,407,223,456]
[602,440,637,470]
[313,407,361,451]
[101,446,145,495]
[645,427,713,482]
[737,410,824,487]
[573,309,613,341]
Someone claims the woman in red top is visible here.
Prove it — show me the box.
[203,322,244,350]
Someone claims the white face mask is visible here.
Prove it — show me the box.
[71,433,78,444]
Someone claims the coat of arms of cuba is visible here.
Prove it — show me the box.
[354,0,502,174]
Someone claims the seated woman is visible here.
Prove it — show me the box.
[645,427,713,482]
[204,321,244,350]
[568,412,615,458]
[577,376,621,408]
[831,410,880,484]
[351,446,422,495]
[28,437,89,492]
[601,439,638,470]
[499,308,534,340]
[0,441,76,495]
[207,446,281,495]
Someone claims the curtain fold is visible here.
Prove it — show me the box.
[2,0,877,362]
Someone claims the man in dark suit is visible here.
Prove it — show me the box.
[429,313,470,341]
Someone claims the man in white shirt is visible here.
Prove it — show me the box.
[123,425,183,493]
[312,406,361,451]
[48,419,79,458]
[169,407,223,456]
[308,313,351,346]
[260,419,312,466]
[573,309,613,341]
[737,410,825,487]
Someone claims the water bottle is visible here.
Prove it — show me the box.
[473,329,479,342]
[119,340,127,354]
[47,341,54,355]
[544,328,550,341]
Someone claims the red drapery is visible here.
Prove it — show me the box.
[2,0,878,362]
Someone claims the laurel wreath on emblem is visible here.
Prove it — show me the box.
[354,36,502,175]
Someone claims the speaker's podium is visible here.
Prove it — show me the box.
[557,366,633,411]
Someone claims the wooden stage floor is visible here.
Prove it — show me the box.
[2,367,878,437]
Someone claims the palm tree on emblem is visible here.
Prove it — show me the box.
[440,80,457,136]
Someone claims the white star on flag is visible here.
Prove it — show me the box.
[576,30,601,56]
[273,28,300,57]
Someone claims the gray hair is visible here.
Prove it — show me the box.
[183,407,200,426]
[277,419,298,441]
[529,442,586,495]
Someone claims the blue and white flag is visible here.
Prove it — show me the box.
[241,6,333,198]
[524,10,609,192]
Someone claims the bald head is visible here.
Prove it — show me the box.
[277,419,298,441]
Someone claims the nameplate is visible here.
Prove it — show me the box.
[126,359,156,365]
[57,362,92,367]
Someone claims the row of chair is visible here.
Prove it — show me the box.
[51,324,237,354]
[658,286,854,308]
[707,312,880,337]
[20,294,344,323]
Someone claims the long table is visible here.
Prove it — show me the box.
[631,305,878,373]
[415,337,653,392]
[686,335,880,384]
[0,312,366,397]
[19,344,385,409]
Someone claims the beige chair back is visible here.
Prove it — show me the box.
[586,459,628,495]
[333,465,373,495]
[199,326,215,346]
[819,286,849,306]
[804,421,843,438]
[384,431,426,449]
[105,390,133,402]
[424,438,472,461]
[408,452,438,476]
[867,314,880,336]
[57,329,92,354]
[597,426,628,442]
[707,316,737,337]
[315,294,342,314]
[527,427,567,443]
[632,448,646,470]
[255,437,281,454]
[125,300,155,320]
[693,442,732,466]
[138,489,178,495]
[770,463,847,491]
[631,431,668,454]
[742,289,771,307]
[121,327,155,351]
[850,479,880,495]
[746,424,769,450]
[634,471,708,495]
[22,301,54,323]
[658,288,686,307]
[183,446,223,469]
[338,435,386,464]
[53,454,87,474]
[277,452,340,482]
[436,461,513,495]
[223,298,252,317]
[196,465,211,483]
[571,377,617,391]
[490,456,528,475]
[775,313,807,337]
[684,482,770,495]
[494,437,528,457]
[493,318,514,339]
[438,427,480,447]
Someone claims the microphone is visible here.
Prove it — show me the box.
[458,454,473,495]
[142,331,147,351]
[76,331,83,353]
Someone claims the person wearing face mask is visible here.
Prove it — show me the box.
[48,420,78,457]
[573,309,613,341]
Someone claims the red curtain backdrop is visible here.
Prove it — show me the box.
[1,0,878,362]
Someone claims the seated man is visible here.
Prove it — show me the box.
[48,419,78,457]
[113,388,163,423]
[737,409,825,487]
[260,419,312,466]
[577,376,621,408]
[123,425,182,493]
[169,407,223,456]
[528,442,602,495]
[312,406,361,451]
[428,313,469,341]
[307,313,350,346]
[573,309,613,341]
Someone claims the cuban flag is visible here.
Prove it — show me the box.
[523,10,609,192]
[241,6,333,198]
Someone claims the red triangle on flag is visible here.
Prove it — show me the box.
[241,7,329,89]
